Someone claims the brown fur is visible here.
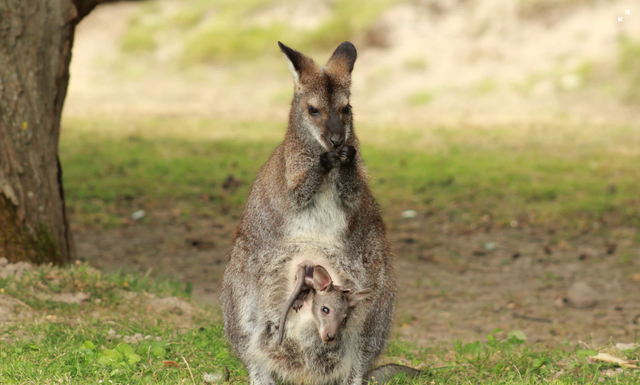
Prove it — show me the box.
[220,42,396,385]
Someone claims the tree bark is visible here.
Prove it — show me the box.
[0,0,114,264]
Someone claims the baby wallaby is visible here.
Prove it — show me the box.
[278,262,371,345]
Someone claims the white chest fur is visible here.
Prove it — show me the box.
[287,176,347,246]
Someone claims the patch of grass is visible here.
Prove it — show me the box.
[403,57,429,72]
[2,266,639,383]
[0,262,244,384]
[473,77,497,95]
[121,0,397,64]
[301,0,397,50]
[406,90,434,106]
[60,116,640,235]
[184,22,292,63]
[384,330,640,384]
[618,37,640,103]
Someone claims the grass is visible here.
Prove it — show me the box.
[2,263,639,383]
[406,91,434,106]
[619,37,640,104]
[120,0,398,64]
[60,116,640,235]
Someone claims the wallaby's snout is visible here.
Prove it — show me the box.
[327,113,344,149]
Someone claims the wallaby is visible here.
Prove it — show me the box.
[278,261,372,345]
[221,41,397,385]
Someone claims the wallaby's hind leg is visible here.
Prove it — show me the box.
[248,364,276,385]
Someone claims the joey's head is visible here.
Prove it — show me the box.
[278,41,357,151]
[309,266,372,343]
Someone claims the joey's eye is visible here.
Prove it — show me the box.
[321,307,330,314]
[342,317,348,325]
[308,106,320,116]
[342,105,351,114]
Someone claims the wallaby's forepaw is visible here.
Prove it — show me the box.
[320,151,341,171]
[338,145,356,165]
[292,299,304,312]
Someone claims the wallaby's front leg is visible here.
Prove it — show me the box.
[287,153,334,208]
[336,146,363,205]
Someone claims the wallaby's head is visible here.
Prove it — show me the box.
[308,265,371,343]
[278,41,357,151]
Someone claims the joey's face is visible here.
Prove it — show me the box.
[299,79,352,151]
[312,289,350,343]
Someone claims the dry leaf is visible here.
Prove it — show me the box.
[163,360,182,369]
[587,353,638,369]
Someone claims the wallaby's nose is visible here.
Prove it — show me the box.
[330,134,344,149]
[325,332,335,342]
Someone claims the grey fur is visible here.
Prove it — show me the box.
[220,42,397,385]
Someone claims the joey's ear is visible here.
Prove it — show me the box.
[348,288,372,307]
[325,41,357,77]
[278,41,315,85]
[312,265,333,292]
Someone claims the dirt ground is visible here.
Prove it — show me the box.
[74,215,640,347]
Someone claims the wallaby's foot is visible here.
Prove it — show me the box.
[339,145,356,165]
[320,151,341,172]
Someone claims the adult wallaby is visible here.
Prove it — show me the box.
[221,41,396,385]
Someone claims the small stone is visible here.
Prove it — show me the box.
[131,210,146,220]
[566,281,598,308]
[483,242,498,251]
[553,296,567,308]
[401,210,417,219]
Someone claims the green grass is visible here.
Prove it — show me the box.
[2,264,639,383]
[121,0,398,64]
[60,116,640,235]
[406,91,434,106]
[619,37,640,104]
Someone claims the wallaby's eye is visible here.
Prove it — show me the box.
[342,317,348,325]
[342,105,351,114]
[308,106,320,116]
[321,306,330,314]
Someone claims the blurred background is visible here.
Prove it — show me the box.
[60,0,640,347]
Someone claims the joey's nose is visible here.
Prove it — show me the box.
[330,135,344,149]
[325,333,335,342]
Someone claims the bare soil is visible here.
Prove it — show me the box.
[74,217,640,347]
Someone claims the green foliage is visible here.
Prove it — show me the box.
[59,117,640,234]
[121,0,397,64]
[302,0,396,50]
[2,267,640,383]
[406,91,434,106]
[618,37,640,103]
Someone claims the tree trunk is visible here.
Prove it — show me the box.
[0,0,112,264]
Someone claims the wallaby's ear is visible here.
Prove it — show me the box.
[312,265,333,292]
[348,288,372,307]
[325,41,357,77]
[278,41,315,85]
